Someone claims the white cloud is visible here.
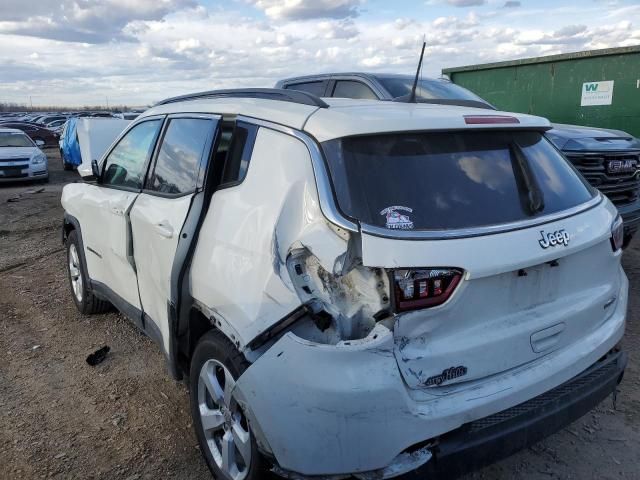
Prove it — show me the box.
[360,55,385,67]
[394,18,419,30]
[0,0,196,43]
[317,20,359,39]
[445,0,486,6]
[249,0,362,20]
[0,0,635,106]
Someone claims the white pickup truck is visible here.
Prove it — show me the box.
[62,89,627,480]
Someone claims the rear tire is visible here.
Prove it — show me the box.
[66,230,111,314]
[61,152,74,171]
[190,330,265,480]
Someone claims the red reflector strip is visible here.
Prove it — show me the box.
[464,115,520,125]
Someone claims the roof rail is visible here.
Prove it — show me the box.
[156,88,329,108]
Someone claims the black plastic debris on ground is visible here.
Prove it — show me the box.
[86,346,110,366]
[6,187,45,203]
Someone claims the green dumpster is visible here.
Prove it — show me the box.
[443,46,640,137]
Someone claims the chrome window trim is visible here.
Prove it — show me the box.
[236,115,360,233]
[361,193,604,240]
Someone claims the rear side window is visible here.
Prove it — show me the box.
[220,122,259,185]
[284,81,326,97]
[148,118,213,195]
[323,131,594,230]
[332,80,378,100]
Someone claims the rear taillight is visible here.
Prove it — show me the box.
[393,268,463,312]
[611,215,624,251]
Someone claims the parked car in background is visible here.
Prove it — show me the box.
[59,118,81,171]
[546,125,640,246]
[62,88,626,480]
[36,115,68,125]
[0,128,48,182]
[277,73,640,246]
[113,112,141,120]
[0,121,59,147]
[45,119,67,129]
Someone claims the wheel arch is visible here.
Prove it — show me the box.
[62,212,82,245]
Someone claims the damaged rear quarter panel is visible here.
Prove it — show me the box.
[189,127,350,349]
[233,328,425,476]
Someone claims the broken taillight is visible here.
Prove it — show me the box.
[393,269,463,312]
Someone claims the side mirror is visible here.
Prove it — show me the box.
[91,159,102,183]
[35,139,45,147]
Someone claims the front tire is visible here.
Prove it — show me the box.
[66,230,110,314]
[190,330,264,480]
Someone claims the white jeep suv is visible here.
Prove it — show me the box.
[62,89,628,480]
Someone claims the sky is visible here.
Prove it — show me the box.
[0,0,638,107]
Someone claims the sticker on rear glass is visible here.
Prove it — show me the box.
[380,206,414,230]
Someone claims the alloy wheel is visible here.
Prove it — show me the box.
[198,359,252,480]
[68,243,83,302]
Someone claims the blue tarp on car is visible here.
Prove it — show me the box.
[61,118,82,167]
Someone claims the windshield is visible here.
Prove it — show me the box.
[323,131,594,231]
[0,132,34,147]
[377,76,488,104]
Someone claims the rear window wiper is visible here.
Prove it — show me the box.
[510,142,545,215]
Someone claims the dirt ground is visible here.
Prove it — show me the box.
[1,149,639,480]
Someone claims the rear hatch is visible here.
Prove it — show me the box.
[322,129,622,388]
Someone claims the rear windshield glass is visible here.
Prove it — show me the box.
[322,131,594,230]
[378,77,486,103]
[0,132,33,147]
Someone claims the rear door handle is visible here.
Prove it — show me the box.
[155,222,174,239]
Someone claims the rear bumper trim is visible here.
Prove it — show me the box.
[423,348,627,478]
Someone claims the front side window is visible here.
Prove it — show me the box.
[332,80,379,100]
[148,118,213,195]
[323,131,594,231]
[102,120,161,189]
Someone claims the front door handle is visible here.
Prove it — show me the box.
[155,222,174,239]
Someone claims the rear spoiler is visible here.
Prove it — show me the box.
[392,96,497,111]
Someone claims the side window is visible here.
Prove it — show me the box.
[220,122,259,185]
[103,120,161,190]
[332,80,378,100]
[148,118,213,195]
[284,81,326,97]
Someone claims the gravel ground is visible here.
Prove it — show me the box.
[1,149,639,480]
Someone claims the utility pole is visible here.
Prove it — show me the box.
[106,96,109,110]
[30,96,33,111]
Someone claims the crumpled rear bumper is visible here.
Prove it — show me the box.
[420,347,626,479]
[234,271,627,478]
